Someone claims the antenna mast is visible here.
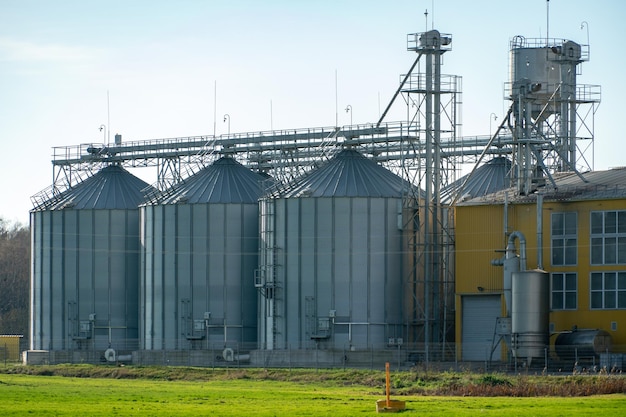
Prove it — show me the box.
[107,90,110,145]
[546,0,550,43]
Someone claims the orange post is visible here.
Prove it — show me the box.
[385,362,391,407]
[376,361,405,413]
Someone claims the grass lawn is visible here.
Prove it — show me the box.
[0,370,625,416]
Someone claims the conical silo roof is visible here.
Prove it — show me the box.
[155,156,265,204]
[441,157,511,203]
[275,149,408,198]
[39,164,150,211]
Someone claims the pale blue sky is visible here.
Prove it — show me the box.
[1,0,624,224]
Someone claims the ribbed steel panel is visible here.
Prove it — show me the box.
[440,157,511,203]
[34,164,149,211]
[459,167,626,205]
[259,150,406,350]
[30,165,147,352]
[550,168,626,199]
[156,157,266,204]
[141,157,264,350]
[274,149,408,198]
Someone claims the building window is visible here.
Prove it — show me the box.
[590,211,626,265]
[590,271,626,309]
[551,272,577,310]
[551,212,577,266]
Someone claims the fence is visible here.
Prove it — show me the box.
[16,339,626,373]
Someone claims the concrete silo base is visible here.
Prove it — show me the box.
[22,349,107,365]
[21,348,414,369]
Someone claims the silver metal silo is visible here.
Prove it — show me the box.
[140,157,265,351]
[257,149,408,351]
[511,269,550,364]
[510,44,560,108]
[507,36,589,194]
[30,164,148,354]
[440,157,511,204]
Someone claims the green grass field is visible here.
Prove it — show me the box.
[1,366,625,416]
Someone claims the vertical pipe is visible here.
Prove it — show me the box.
[560,61,571,172]
[524,94,533,194]
[498,198,516,347]
[433,40,442,352]
[504,192,509,236]
[335,70,338,128]
[516,93,524,194]
[424,44,433,366]
[107,90,110,145]
[537,193,544,269]
[108,210,112,347]
[30,213,36,350]
[568,62,578,168]
[213,81,217,137]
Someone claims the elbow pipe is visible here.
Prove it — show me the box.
[507,231,527,271]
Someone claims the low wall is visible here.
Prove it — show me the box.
[22,347,409,369]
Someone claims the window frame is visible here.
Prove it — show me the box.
[551,212,578,266]
[590,210,626,265]
[550,272,577,310]
[589,271,626,310]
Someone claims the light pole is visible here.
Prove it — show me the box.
[489,113,497,137]
[99,124,106,144]
[223,114,230,135]
[580,21,589,58]
[345,105,352,126]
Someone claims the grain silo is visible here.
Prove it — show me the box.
[140,156,265,352]
[257,149,408,351]
[440,157,512,204]
[30,164,148,355]
[507,36,586,194]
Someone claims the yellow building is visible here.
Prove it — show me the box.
[455,168,626,362]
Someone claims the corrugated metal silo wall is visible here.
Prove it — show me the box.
[30,209,140,351]
[260,196,404,350]
[140,203,258,350]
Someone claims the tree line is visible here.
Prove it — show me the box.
[0,218,29,339]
